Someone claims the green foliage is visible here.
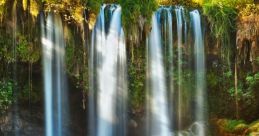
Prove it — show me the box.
[139,0,158,22]
[119,0,157,35]
[225,119,246,132]
[0,31,14,63]
[220,71,258,100]
[86,0,102,14]
[157,0,200,7]
[16,34,40,63]
[246,73,259,91]
[239,4,259,16]
[129,63,145,110]
[204,0,253,7]
[0,80,13,114]
[201,0,255,58]
[128,45,146,111]
[203,3,237,45]
[207,67,259,119]
[0,31,40,63]
[202,2,237,67]
[227,85,242,97]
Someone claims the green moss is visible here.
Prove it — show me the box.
[248,120,259,133]
[216,119,247,133]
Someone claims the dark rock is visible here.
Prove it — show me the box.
[0,107,44,136]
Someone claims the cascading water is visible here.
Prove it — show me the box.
[160,6,174,132]
[190,10,207,136]
[165,8,174,132]
[147,6,207,136]
[41,13,69,136]
[175,6,185,131]
[89,4,127,136]
[146,9,171,136]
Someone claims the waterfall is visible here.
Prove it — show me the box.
[175,6,185,130]
[147,6,207,136]
[89,4,127,136]
[146,9,171,136]
[41,13,69,136]
[190,10,207,136]
[163,7,174,132]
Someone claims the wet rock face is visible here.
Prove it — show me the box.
[236,14,259,72]
[0,107,44,136]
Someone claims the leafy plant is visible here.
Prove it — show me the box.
[225,119,246,132]
[119,0,157,35]
[86,0,102,14]
[246,73,259,91]
[203,3,237,45]
[0,80,13,114]
[239,4,259,16]
[16,34,40,63]
[128,45,146,111]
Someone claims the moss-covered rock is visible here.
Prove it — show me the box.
[212,119,248,135]
[247,120,259,134]
[212,119,259,135]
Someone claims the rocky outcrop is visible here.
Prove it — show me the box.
[236,13,259,72]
